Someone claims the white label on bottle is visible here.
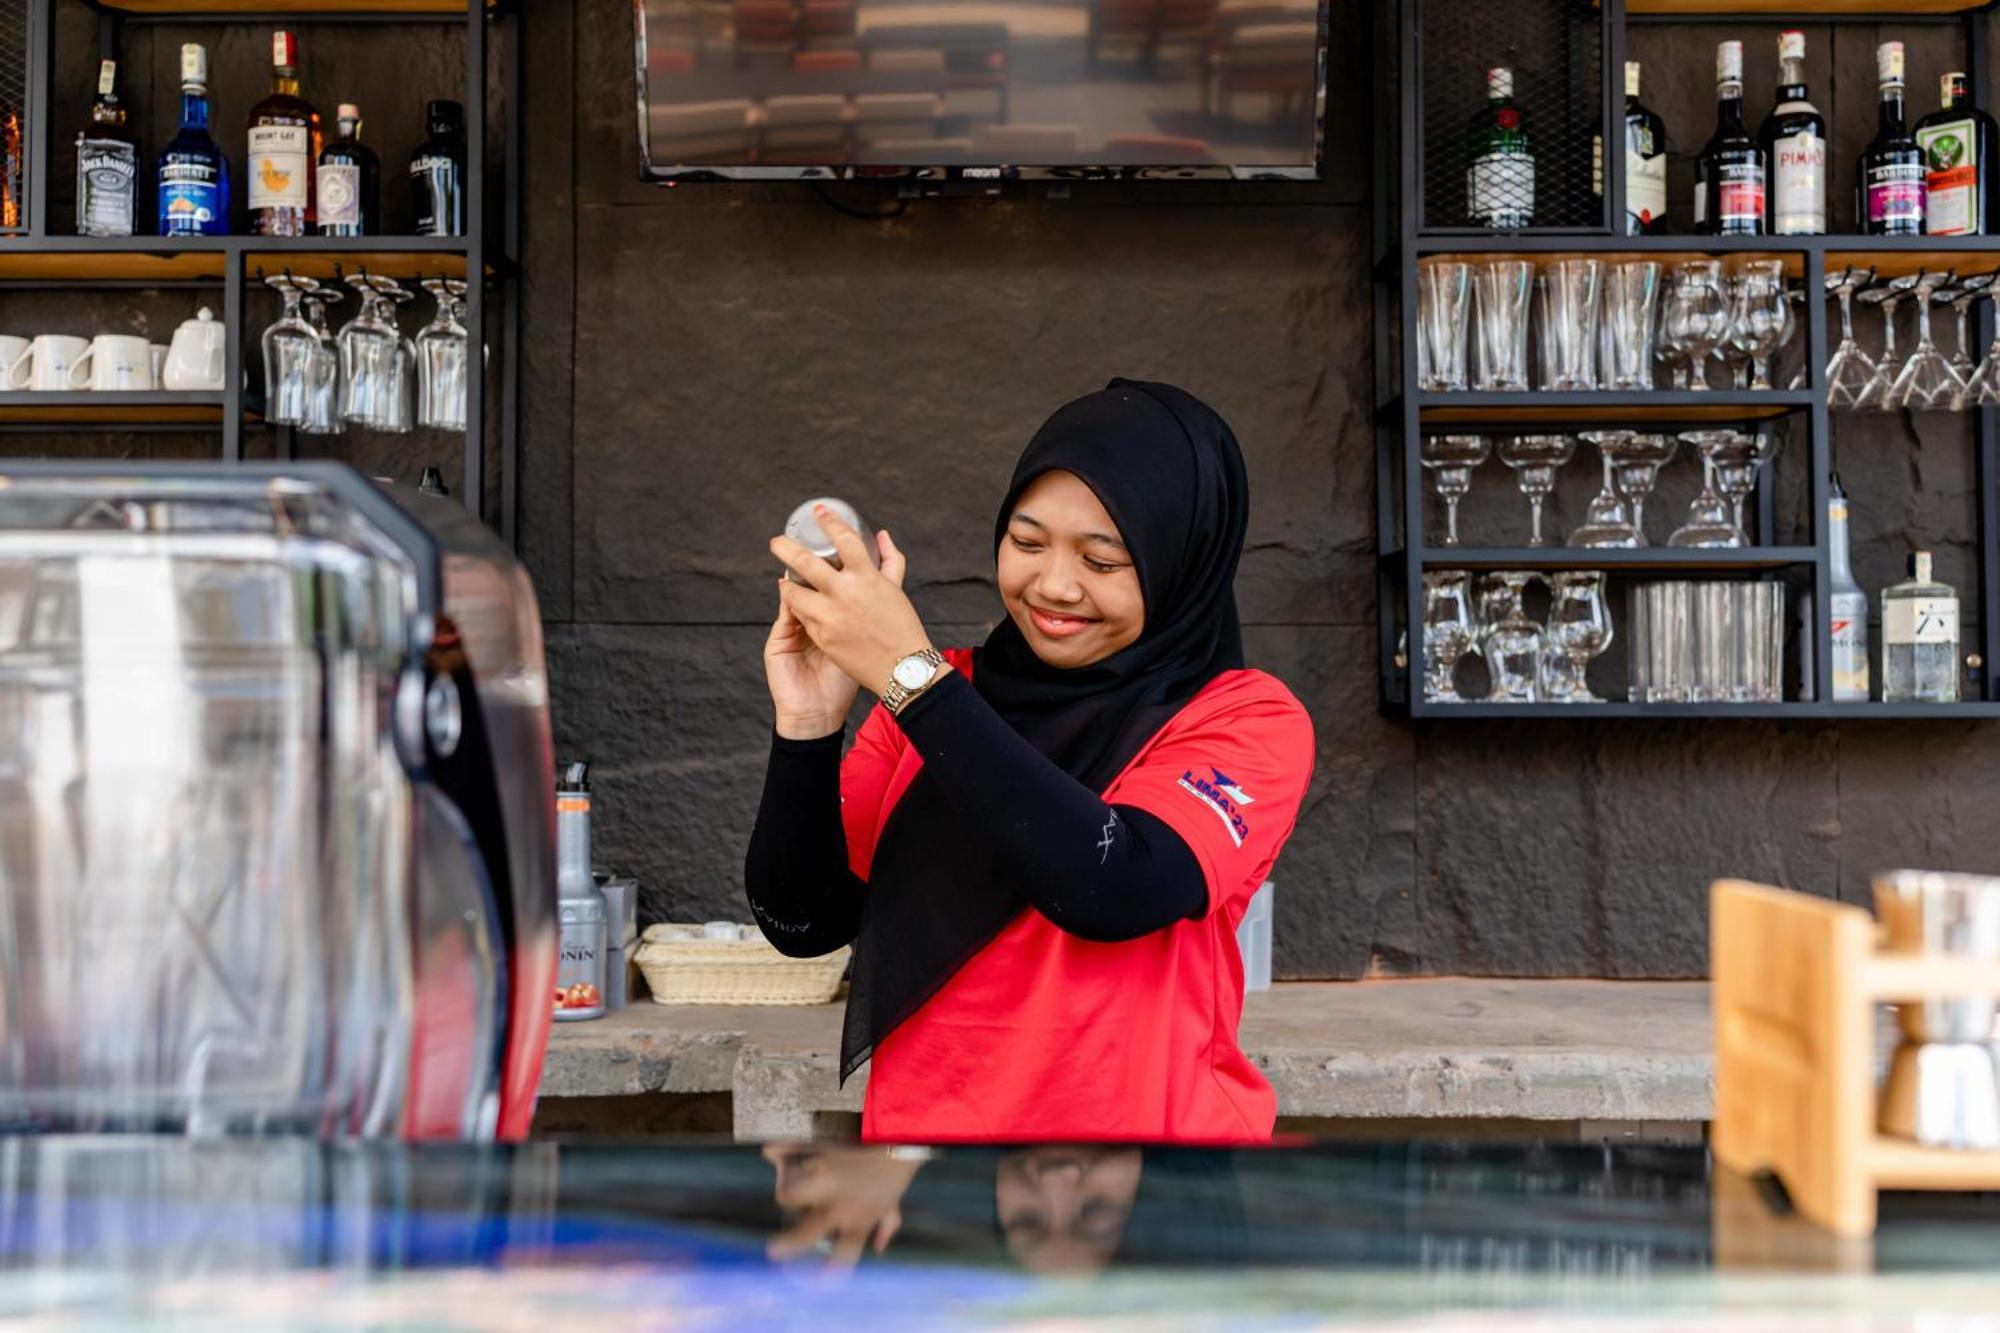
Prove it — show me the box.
[1830,590,1869,700]
[248,124,310,209]
[318,164,360,226]
[1772,129,1827,233]
[1693,176,1707,226]
[1919,116,1978,235]
[1628,150,1666,228]
[1469,153,1534,223]
[1886,596,1958,645]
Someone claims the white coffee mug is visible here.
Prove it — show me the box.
[0,335,29,384]
[149,343,169,383]
[8,335,90,392]
[69,334,157,391]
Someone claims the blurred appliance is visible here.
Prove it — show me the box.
[0,463,557,1141]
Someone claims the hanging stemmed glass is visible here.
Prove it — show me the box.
[300,292,344,436]
[1961,278,2000,409]
[1944,273,1998,409]
[1889,269,1963,411]
[1856,274,1919,412]
[1419,434,1488,547]
[1663,260,1728,391]
[417,277,470,432]
[261,273,320,427]
[1726,260,1788,391]
[1670,429,1747,548]
[338,274,407,430]
[1825,267,1877,410]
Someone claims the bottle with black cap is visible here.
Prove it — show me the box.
[410,99,465,238]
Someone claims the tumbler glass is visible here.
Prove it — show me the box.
[1538,258,1603,391]
[1646,581,1692,703]
[1627,584,1652,702]
[1418,261,1473,392]
[1604,261,1662,390]
[1474,260,1534,392]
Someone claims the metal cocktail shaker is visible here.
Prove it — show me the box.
[782,497,878,584]
[1874,869,2000,1149]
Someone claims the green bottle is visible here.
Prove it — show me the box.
[1467,67,1535,230]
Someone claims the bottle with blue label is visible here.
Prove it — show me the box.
[158,43,229,237]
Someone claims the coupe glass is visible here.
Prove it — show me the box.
[1825,267,1878,410]
[1474,260,1534,391]
[1479,571,1544,703]
[1543,571,1614,703]
[1726,260,1788,391]
[1888,269,1964,411]
[1418,260,1473,391]
[1497,433,1575,547]
[1609,432,1677,544]
[1421,571,1477,703]
[1669,429,1747,548]
[300,294,343,436]
[1712,430,1782,543]
[417,278,470,432]
[260,273,321,427]
[1661,261,1728,391]
[1420,434,1489,547]
[1571,431,1641,548]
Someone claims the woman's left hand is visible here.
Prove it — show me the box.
[770,506,932,697]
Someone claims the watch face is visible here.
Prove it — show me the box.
[893,657,932,689]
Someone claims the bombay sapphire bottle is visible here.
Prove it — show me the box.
[158,43,229,236]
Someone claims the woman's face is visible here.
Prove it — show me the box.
[997,470,1145,669]
[996,1146,1144,1274]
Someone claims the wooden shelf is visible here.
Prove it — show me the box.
[92,0,487,13]
[0,248,224,282]
[1827,247,2000,280]
[1860,955,2000,1000]
[1410,545,1818,571]
[0,239,470,284]
[1866,1138,2000,1189]
[245,247,470,282]
[1412,391,1809,427]
[0,392,229,425]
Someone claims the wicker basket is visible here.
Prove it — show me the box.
[632,923,849,1006]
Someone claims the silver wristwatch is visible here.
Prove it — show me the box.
[882,647,947,716]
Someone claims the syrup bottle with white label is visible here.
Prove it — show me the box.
[1760,30,1826,236]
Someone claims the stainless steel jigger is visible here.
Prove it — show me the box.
[1874,869,2000,1150]
[781,497,878,585]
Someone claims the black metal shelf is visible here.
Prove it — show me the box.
[1403,546,1819,571]
[1412,702,2000,719]
[1403,390,1811,428]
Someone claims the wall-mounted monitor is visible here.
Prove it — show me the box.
[634,0,1328,181]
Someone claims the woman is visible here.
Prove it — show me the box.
[745,378,1315,1144]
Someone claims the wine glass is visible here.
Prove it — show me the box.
[1856,274,1919,412]
[1888,269,1964,411]
[1571,431,1641,548]
[1670,429,1747,548]
[261,273,321,427]
[1421,571,1477,703]
[299,292,344,436]
[1662,261,1728,391]
[1943,274,1994,393]
[1543,571,1614,703]
[1825,267,1878,410]
[1726,260,1788,391]
[1961,282,2000,409]
[1420,434,1489,547]
[417,278,470,432]
[1497,433,1575,547]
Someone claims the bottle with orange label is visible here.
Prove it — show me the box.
[555,762,607,1021]
[247,30,321,236]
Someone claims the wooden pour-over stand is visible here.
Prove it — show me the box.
[1711,879,2000,1238]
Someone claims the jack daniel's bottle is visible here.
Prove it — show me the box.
[76,59,137,237]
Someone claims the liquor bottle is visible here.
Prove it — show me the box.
[1858,41,1925,237]
[1916,71,1998,237]
[1465,68,1533,231]
[411,99,467,238]
[76,59,138,238]
[316,103,379,238]
[1696,41,1764,237]
[1882,550,1958,703]
[1827,476,1869,702]
[1600,61,1666,235]
[1761,30,1826,236]
[1,101,21,230]
[247,31,321,236]
[158,43,229,237]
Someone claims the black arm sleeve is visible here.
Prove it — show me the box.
[891,670,1209,942]
[743,728,867,958]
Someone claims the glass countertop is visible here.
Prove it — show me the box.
[3,1136,1998,1329]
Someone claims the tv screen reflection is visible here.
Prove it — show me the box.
[636,0,1326,176]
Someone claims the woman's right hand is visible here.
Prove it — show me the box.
[766,577,862,740]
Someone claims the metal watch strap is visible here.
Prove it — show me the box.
[882,647,947,716]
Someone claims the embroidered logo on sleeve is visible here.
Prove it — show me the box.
[1177,767,1252,847]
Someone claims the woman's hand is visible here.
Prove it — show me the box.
[765,568,863,741]
[763,1145,924,1268]
[769,507,931,706]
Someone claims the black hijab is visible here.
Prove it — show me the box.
[838,378,1250,1083]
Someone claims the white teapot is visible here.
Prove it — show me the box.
[162,307,226,391]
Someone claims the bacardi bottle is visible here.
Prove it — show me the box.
[157,44,228,237]
[1828,476,1869,702]
[1696,41,1765,236]
[1882,551,1958,703]
[1465,68,1534,230]
[247,31,320,236]
[316,103,378,237]
[75,58,137,237]
[1761,30,1826,236]
[1916,72,1997,236]
[1859,42,1925,236]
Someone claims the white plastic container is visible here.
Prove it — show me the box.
[1236,880,1274,993]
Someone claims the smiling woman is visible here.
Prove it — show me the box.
[744,378,1316,1144]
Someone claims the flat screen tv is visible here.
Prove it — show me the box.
[633,0,1328,181]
